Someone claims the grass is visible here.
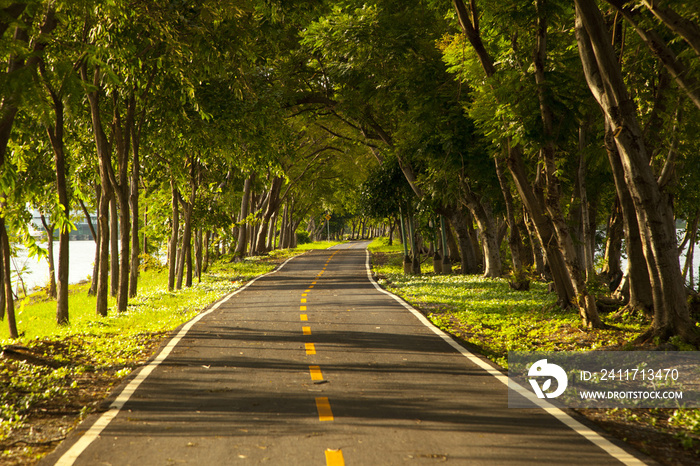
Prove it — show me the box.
[0,242,341,454]
[296,240,345,250]
[368,237,646,366]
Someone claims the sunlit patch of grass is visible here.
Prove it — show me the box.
[371,248,645,367]
[295,240,344,250]
[368,236,404,254]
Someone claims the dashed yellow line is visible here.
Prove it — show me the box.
[301,305,307,311]
[315,397,334,421]
[309,365,323,381]
[305,289,310,293]
[301,298,307,303]
[325,449,345,466]
[305,343,316,355]
[312,281,317,285]
[302,293,307,297]
[302,326,312,335]
[300,314,308,321]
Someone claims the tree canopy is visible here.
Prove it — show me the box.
[1,0,700,343]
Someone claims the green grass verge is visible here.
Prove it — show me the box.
[368,236,403,254]
[296,240,344,250]
[0,242,341,446]
[368,237,646,367]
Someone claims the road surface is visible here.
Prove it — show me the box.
[43,243,650,465]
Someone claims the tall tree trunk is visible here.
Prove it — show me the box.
[96,191,110,317]
[507,144,577,309]
[176,205,192,290]
[204,231,210,273]
[451,0,579,313]
[40,71,70,323]
[0,232,4,320]
[112,93,133,313]
[116,186,130,312]
[578,126,595,280]
[523,210,545,276]
[268,212,278,250]
[576,0,695,340]
[176,159,198,289]
[605,124,654,315]
[234,174,254,259]
[39,215,57,299]
[195,228,203,283]
[495,156,525,272]
[41,86,70,323]
[682,210,700,284]
[82,194,100,297]
[602,198,624,280]
[185,235,193,288]
[0,15,58,328]
[445,217,460,263]
[81,65,114,318]
[446,205,479,274]
[461,187,502,277]
[534,0,601,327]
[109,196,119,298]
[129,120,140,298]
[255,177,284,254]
[142,207,148,254]
[279,201,289,249]
[0,243,4,321]
[0,220,17,337]
[168,179,179,291]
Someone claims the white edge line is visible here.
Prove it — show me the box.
[363,250,646,466]
[54,253,303,466]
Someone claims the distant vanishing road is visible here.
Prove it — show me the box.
[43,242,650,465]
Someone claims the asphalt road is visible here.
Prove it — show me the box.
[43,243,649,465]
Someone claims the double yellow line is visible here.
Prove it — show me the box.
[301,252,345,465]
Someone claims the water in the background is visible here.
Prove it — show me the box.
[11,240,96,293]
[8,233,700,294]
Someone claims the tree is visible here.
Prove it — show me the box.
[574,0,698,342]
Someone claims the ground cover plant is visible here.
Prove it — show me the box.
[367,237,700,465]
[0,242,340,464]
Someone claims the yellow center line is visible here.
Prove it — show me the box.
[315,397,334,421]
[309,365,323,381]
[302,293,307,297]
[300,314,308,321]
[302,326,312,335]
[305,343,316,355]
[325,449,345,466]
[305,289,311,293]
[312,281,317,285]
[301,298,307,303]
[301,305,307,311]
